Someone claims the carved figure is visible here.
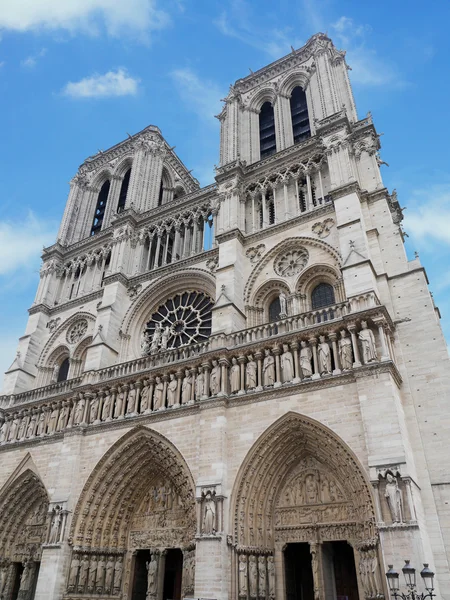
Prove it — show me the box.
[202,491,216,534]
[74,398,85,425]
[0,420,7,443]
[385,472,403,522]
[17,416,26,440]
[104,556,115,593]
[258,556,267,597]
[56,405,67,431]
[210,360,221,395]
[113,557,123,593]
[8,415,19,441]
[37,411,46,435]
[114,388,124,417]
[318,336,332,374]
[281,344,294,382]
[146,556,158,597]
[96,556,106,593]
[48,406,59,433]
[310,545,320,600]
[338,330,353,370]
[238,555,248,597]
[230,358,240,393]
[102,393,111,420]
[68,555,80,590]
[140,382,150,412]
[279,291,288,316]
[249,555,258,598]
[181,370,192,403]
[246,355,257,390]
[127,384,137,414]
[305,474,319,504]
[49,506,62,544]
[358,321,377,363]
[51,363,59,383]
[89,396,99,423]
[368,548,382,596]
[0,561,9,595]
[300,341,313,377]
[153,377,164,410]
[26,414,36,438]
[78,555,90,592]
[160,326,170,351]
[267,556,275,599]
[167,374,178,406]
[88,555,97,591]
[263,349,275,386]
[19,561,32,591]
[195,367,204,399]
[150,324,162,353]
[183,552,195,593]
[140,330,151,356]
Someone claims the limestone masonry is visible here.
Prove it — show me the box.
[0,32,449,600]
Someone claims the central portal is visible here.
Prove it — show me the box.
[284,543,314,600]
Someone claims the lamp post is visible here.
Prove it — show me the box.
[386,561,436,599]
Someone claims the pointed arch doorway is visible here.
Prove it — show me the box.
[230,413,387,600]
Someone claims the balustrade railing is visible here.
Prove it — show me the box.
[0,309,396,447]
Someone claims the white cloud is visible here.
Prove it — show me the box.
[21,47,47,68]
[405,184,450,247]
[62,68,140,99]
[0,0,170,38]
[0,211,56,277]
[170,68,223,121]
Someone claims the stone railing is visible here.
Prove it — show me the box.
[0,310,397,447]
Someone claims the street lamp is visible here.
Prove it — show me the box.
[386,561,436,599]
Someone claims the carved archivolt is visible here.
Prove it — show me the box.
[69,426,196,550]
[38,312,96,368]
[230,412,376,549]
[0,469,49,562]
[295,263,344,306]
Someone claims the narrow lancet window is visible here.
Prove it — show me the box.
[90,180,110,236]
[290,86,311,144]
[117,168,131,213]
[259,102,276,159]
[57,357,70,382]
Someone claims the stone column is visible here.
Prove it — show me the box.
[202,362,211,400]
[255,351,263,391]
[273,347,282,388]
[238,356,246,395]
[261,191,267,228]
[348,325,362,367]
[309,338,320,379]
[373,317,390,361]
[291,341,301,383]
[175,371,183,406]
[219,359,229,396]
[328,333,341,374]
[310,542,324,600]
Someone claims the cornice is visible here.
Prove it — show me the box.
[102,272,129,288]
[30,289,103,317]
[244,137,322,177]
[215,228,246,245]
[329,181,361,201]
[28,304,52,316]
[315,110,350,136]
[43,227,114,260]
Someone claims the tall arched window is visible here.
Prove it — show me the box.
[269,297,281,322]
[311,283,335,309]
[57,357,70,382]
[117,168,131,213]
[259,102,276,159]
[290,86,311,144]
[90,180,110,236]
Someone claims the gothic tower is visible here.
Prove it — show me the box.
[0,33,449,600]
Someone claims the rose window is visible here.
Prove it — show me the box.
[66,319,88,344]
[145,291,214,350]
[274,248,309,277]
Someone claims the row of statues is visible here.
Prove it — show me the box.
[1,323,381,446]
[141,324,172,356]
[239,554,275,599]
[67,554,123,595]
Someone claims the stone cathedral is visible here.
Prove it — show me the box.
[1,32,449,600]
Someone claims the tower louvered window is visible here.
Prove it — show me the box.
[290,86,311,144]
[117,168,131,213]
[90,180,110,236]
[259,102,276,159]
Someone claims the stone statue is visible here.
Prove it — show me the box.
[37,411,46,435]
[0,562,9,596]
[358,321,377,363]
[17,416,26,440]
[150,324,162,353]
[248,555,258,598]
[263,349,275,386]
[181,369,192,404]
[246,355,257,390]
[153,377,164,410]
[89,396,99,423]
[385,472,403,522]
[96,556,106,593]
[300,340,313,378]
[49,506,62,544]
[88,555,97,592]
[48,406,59,433]
[140,330,151,356]
[113,556,123,593]
[310,544,320,600]
[318,335,332,375]
[230,357,240,393]
[26,414,36,438]
[104,556,115,593]
[74,398,85,425]
[202,491,216,534]
[258,556,267,597]
[8,415,18,441]
[146,556,158,597]
[114,388,124,418]
[338,330,353,370]
[267,556,275,599]
[19,561,32,591]
[238,555,248,597]
[56,405,67,431]
[305,474,319,504]
[210,360,221,395]
[195,367,204,399]
[78,555,90,592]
[0,420,7,443]
[167,374,178,406]
[126,384,137,414]
[68,554,80,590]
[102,393,111,420]
[368,548,382,596]
[280,344,294,382]
[140,381,149,412]
[183,552,195,593]
[279,290,288,316]
[160,326,170,351]
[51,363,60,383]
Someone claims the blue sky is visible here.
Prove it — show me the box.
[1,0,450,381]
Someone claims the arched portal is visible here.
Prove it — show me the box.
[67,427,196,600]
[0,469,49,600]
[230,413,386,600]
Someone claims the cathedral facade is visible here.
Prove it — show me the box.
[0,33,449,600]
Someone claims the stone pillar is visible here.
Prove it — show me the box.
[255,351,263,391]
[309,338,320,380]
[238,356,246,395]
[219,359,229,396]
[202,363,211,400]
[273,346,282,388]
[291,341,301,383]
[34,546,68,600]
[329,332,341,374]
[348,325,362,367]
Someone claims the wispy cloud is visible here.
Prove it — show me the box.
[62,68,140,99]
[21,47,47,68]
[170,67,224,121]
[0,0,170,39]
[405,184,450,247]
[0,211,56,277]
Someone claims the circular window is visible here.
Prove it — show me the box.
[144,291,214,350]
[274,248,309,277]
[66,319,88,344]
